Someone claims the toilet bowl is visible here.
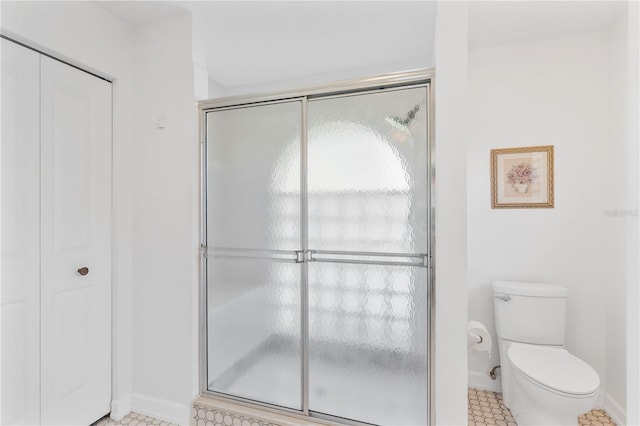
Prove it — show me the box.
[492,281,601,426]
[508,343,599,426]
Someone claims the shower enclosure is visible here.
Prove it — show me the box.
[200,71,433,426]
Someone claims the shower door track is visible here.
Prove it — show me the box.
[198,69,436,426]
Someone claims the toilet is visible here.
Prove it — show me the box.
[493,281,600,426]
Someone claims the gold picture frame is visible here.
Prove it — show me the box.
[491,145,554,208]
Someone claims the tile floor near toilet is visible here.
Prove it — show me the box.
[468,388,617,426]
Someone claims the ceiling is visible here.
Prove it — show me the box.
[190,1,436,88]
[95,1,626,88]
[95,1,436,89]
[95,0,186,25]
[468,1,627,50]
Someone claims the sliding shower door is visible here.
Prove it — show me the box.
[306,88,429,425]
[204,82,431,425]
[206,100,303,410]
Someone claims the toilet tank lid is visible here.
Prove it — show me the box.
[492,281,568,297]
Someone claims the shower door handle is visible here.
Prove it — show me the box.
[204,247,300,263]
[307,250,429,268]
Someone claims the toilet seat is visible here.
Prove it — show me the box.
[508,343,599,396]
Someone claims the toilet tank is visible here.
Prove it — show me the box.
[493,281,568,345]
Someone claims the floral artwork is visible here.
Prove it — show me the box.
[491,146,554,208]
[505,162,534,194]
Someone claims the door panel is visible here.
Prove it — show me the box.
[52,288,90,400]
[51,83,91,251]
[206,100,304,410]
[1,38,41,426]
[206,101,301,251]
[306,88,429,424]
[40,56,112,425]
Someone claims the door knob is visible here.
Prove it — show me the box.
[77,267,89,276]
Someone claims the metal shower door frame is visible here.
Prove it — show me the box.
[198,69,435,426]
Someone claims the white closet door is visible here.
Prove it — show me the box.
[1,38,41,426]
[40,56,112,425]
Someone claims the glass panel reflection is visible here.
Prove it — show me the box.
[304,88,429,425]
[207,102,301,251]
[309,262,428,425]
[307,87,428,254]
[207,257,301,410]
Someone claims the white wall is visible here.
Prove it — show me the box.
[433,3,469,425]
[605,8,633,423]
[0,1,136,418]
[207,76,228,99]
[131,13,198,425]
[191,13,209,101]
[626,2,640,424]
[467,28,630,422]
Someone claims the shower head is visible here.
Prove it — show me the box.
[385,104,421,131]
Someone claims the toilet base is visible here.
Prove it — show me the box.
[511,368,598,426]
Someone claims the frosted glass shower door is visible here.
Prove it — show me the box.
[307,87,430,425]
[205,85,431,425]
[205,101,303,410]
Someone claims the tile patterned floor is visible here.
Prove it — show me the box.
[93,412,178,426]
[578,409,617,426]
[468,388,617,426]
[468,388,516,426]
[192,404,278,426]
[93,390,617,426]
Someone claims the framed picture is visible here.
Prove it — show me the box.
[491,145,554,208]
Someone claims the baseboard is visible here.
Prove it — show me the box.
[110,395,132,421]
[132,393,191,425]
[468,370,502,393]
[601,391,625,426]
